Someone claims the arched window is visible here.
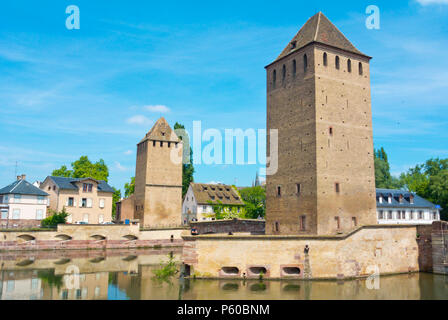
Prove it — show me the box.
[335,56,340,70]
[347,59,352,73]
[273,69,276,87]
[359,62,363,75]
[292,59,296,77]
[303,54,308,73]
[282,64,286,82]
[323,52,327,66]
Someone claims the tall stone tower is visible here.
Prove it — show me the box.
[134,117,183,228]
[265,12,377,235]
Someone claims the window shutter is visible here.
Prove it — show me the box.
[87,198,92,208]
[66,199,69,206]
[73,199,77,207]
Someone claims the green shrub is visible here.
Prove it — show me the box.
[41,207,69,228]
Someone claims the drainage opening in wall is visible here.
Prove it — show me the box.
[221,267,239,275]
[282,267,301,275]
[248,266,267,276]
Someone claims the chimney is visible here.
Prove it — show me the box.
[21,174,26,181]
[17,175,21,181]
[17,174,26,181]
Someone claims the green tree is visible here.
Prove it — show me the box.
[174,122,195,197]
[374,147,402,189]
[399,158,448,221]
[239,186,266,219]
[207,200,246,220]
[112,188,122,219]
[41,207,69,227]
[52,156,109,182]
[124,177,135,198]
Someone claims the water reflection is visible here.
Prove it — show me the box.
[1,249,448,300]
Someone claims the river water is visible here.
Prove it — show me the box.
[1,249,447,300]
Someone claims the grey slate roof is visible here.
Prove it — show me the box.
[0,179,49,196]
[376,188,439,210]
[49,176,114,193]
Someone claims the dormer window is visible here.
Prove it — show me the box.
[410,195,414,204]
[388,195,392,204]
[290,41,297,50]
[379,196,383,203]
[399,194,404,203]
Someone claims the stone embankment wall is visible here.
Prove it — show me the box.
[431,221,448,275]
[190,219,265,235]
[0,224,186,252]
[182,224,432,280]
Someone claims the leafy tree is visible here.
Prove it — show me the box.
[374,147,402,189]
[124,177,135,198]
[174,122,195,197]
[52,156,109,182]
[207,200,246,220]
[239,186,266,219]
[41,207,69,227]
[112,188,122,219]
[399,158,448,221]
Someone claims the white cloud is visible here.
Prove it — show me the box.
[415,0,448,5]
[126,115,153,126]
[124,150,133,155]
[114,161,128,172]
[144,105,170,113]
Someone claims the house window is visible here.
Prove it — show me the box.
[99,199,105,208]
[1,209,8,219]
[83,183,93,192]
[277,186,281,196]
[359,62,363,75]
[418,211,423,219]
[335,56,340,70]
[352,217,357,227]
[68,197,74,207]
[335,183,340,193]
[299,215,306,231]
[82,198,87,208]
[202,205,207,212]
[401,211,406,219]
[378,210,383,220]
[347,59,352,73]
[4,195,8,203]
[61,290,69,300]
[388,211,393,219]
[296,183,301,195]
[323,52,328,66]
[83,214,89,223]
[292,59,296,77]
[37,196,45,204]
[335,216,340,229]
[36,209,44,220]
[410,210,415,220]
[14,194,21,203]
[13,209,20,219]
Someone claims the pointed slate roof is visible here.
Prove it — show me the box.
[190,183,245,206]
[48,176,115,193]
[139,117,180,144]
[376,188,440,209]
[272,12,368,65]
[0,179,49,196]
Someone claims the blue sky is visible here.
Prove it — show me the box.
[0,0,448,192]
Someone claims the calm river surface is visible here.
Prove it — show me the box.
[1,249,448,300]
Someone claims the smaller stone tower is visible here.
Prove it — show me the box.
[134,117,183,228]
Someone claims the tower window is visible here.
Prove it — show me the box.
[275,222,280,232]
[359,62,363,75]
[296,183,301,195]
[323,52,328,66]
[329,127,333,136]
[273,69,276,87]
[299,215,306,231]
[335,56,340,70]
[335,183,340,193]
[352,217,357,227]
[347,59,352,73]
[335,216,340,230]
[160,141,163,147]
[303,54,308,73]
[277,186,281,196]
[292,59,296,77]
[153,141,156,147]
[282,65,286,82]
[290,41,297,50]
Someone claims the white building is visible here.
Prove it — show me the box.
[0,175,49,228]
[182,183,245,224]
[376,188,441,225]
